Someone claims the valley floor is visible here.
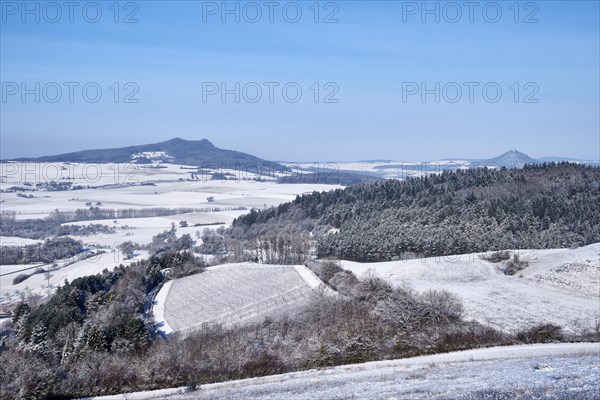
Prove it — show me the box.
[87,342,599,400]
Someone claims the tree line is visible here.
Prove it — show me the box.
[1,237,83,265]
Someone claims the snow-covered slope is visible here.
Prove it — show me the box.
[342,244,600,332]
[0,251,147,304]
[153,263,332,334]
[87,343,600,400]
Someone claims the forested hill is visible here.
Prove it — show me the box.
[8,138,285,170]
[232,163,600,262]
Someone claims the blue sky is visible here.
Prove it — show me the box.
[1,1,599,161]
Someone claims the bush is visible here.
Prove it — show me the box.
[305,260,359,295]
[328,271,359,295]
[481,250,510,263]
[353,273,393,304]
[240,351,287,378]
[504,254,529,275]
[320,260,343,282]
[438,323,505,352]
[12,273,30,285]
[420,290,464,325]
[517,323,564,343]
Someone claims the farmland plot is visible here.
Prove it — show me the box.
[154,264,330,334]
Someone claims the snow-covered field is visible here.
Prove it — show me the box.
[342,244,600,333]
[86,342,600,400]
[1,162,341,305]
[65,213,238,247]
[153,263,332,334]
[0,236,43,246]
[286,160,472,180]
[1,162,339,246]
[1,162,340,220]
[1,162,277,188]
[0,250,148,304]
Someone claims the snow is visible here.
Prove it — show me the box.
[341,244,600,332]
[0,251,147,303]
[0,236,43,246]
[83,386,190,400]
[86,343,600,400]
[1,162,341,248]
[153,263,332,334]
[285,160,472,179]
[0,162,342,305]
[65,213,237,247]
[151,280,174,334]
[0,162,341,219]
[292,265,325,289]
[131,151,174,162]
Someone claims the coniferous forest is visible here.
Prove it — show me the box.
[232,163,600,262]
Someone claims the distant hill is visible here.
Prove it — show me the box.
[297,150,598,180]
[473,150,598,168]
[9,138,286,171]
[476,150,538,168]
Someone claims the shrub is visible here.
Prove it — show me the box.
[504,254,529,275]
[352,273,393,303]
[320,260,343,282]
[517,323,564,343]
[341,336,377,364]
[12,273,30,285]
[438,323,505,352]
[328,271,359,295]
[240,351,287,378]
[305,260,359,295]
[481,250,510,263]
[420,290,464,325]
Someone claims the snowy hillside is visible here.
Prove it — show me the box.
[0,250,147,305]
[153,263,332,334]
[6,138,286,169]
[342,244,600,332]
[88,343,599,400]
